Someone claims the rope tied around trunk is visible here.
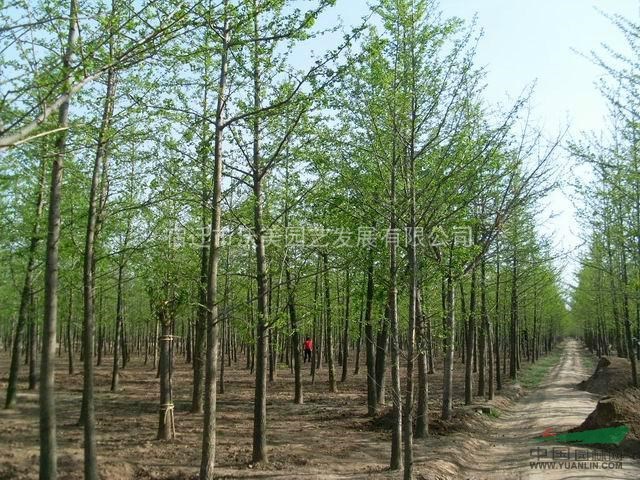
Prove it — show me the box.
[158,334,178,439]
[158,335,180,341]
[159,402,176,439]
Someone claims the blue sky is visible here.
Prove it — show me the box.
[321,0,639,289]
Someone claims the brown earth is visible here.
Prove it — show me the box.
[577,356,634,395]
[0,347,490,480]
[573,354,640,459]
[2,340,635,479]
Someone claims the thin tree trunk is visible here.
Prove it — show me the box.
[200,7,228,477]
[354,301,363,376]
[81,60,116,480]
[375,310,388,405]
[5,155,46,409]
[340,270,350,383]
[426,293,435,374]
[364,252,377,415]
[481,256,494,400]
[283,156,302,403]
[287,268,302,404]
[67,301,74,375]
[28,295,37,390]
[111,264,124,392]
[388,145,402,471]
[157,310,175,440]
[219,253,230,395]
[495,243,502,391]
[441,250,456,421]
[509,254,518,381]
[465,268,477,405]
[219,313,225,394]
[403,189,417,479]
[322,252,337,393]
[191,62,212,411]
[40,2,78,477]
[415,290,428,438]
[153,314,159,371]
[96,323,103,367]
[250,5,269,461]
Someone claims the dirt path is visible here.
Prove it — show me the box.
[446,339,640,479]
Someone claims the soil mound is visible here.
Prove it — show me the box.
[571,388,640,457]
[577,356,633,394]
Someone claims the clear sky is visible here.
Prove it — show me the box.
[324,0,640,290]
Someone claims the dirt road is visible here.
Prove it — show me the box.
[448,339,640,479]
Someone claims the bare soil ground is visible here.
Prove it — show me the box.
[578,356,635,395]
[574,355,640,459]
[1,340,635,479]
[0,349,481,480]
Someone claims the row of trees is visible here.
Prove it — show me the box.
[571,11,640,388]
[1,1,567,479]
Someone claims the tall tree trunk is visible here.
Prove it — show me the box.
[186,319,192,364]
[441,250,456,421]
[120,304,128,369]
[464,267,477,405]
[388,149,402,471]
[219,254,231,395]
[415,290,428,438]
[322,252,338,393]
[426,291,435,374]
[96,323,103,367]
[81,60,116,480]
[251,6,269,461]
[495,243,502,391]
[341,270,350,383]
[311,265,319,383]
[200,7,228,477]
[28,295,37,390]
[5,155,46,409]
[364,251,377,415]
[157,310,175,440]
[509,253,518,380]
[354,301,363,376]
[67,301,74,375]
[477,300,486,396]
[481,256,494,400]
[111,264,125,392]
[403,187,417,478]
[286,268,302,404]
[283,156,302,403]
[191,53,212,411]
[267,276,275,384]
[40,2,78,477]
[192,224,209,412]
[153,314,159,371]
[219,311,226,394]
[375,310,388,405]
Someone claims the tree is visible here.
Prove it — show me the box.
[39,3,79,477]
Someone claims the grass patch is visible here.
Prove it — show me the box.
[579,348,597,373]
[487,408,501,418]
[517,350,562,389]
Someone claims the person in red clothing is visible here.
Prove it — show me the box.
[303,337,313,363]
